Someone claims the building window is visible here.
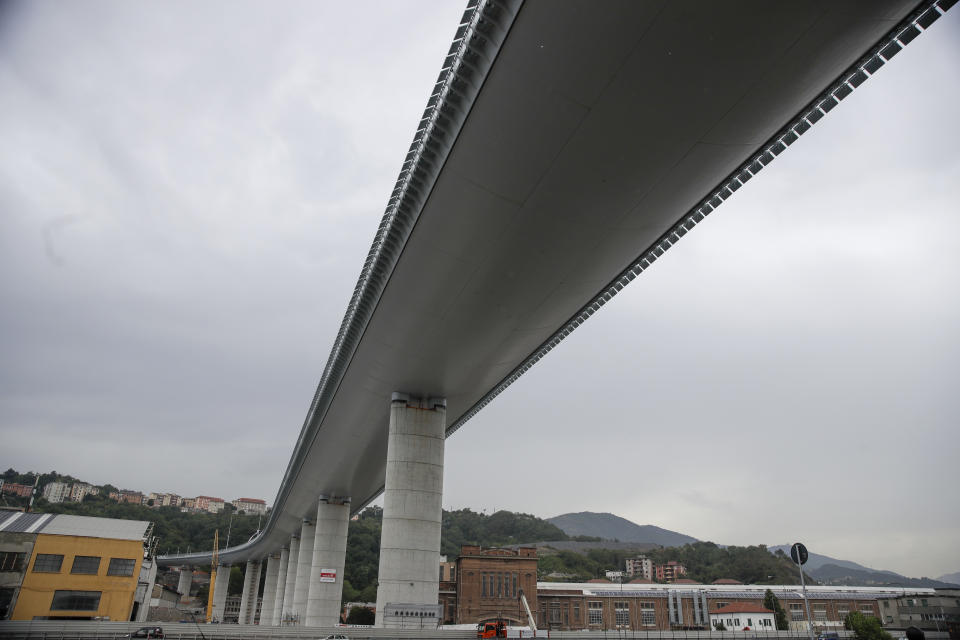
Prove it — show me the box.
[883,600,890,609]
[71,556,101,575]
[640,602,656,626]
[1,586,15,620]
[588,601,603,626]
[50,590,102,611]
[32,554,64,573]
[0,552,26,572]
[513,572,518,598]
[615,601,630,628]
[107,558,136,577]
[860,605,874,615]
[573,604,580,621]
[549,603,562,625]
[481,573,487,597]
[921,599,928,607]
[497,573,503,598]
[838,606,850,620]
[814,605,827,622]
[715,601,728,609]
[790,603,805,621]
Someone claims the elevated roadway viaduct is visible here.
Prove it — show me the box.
[156,0,953,628]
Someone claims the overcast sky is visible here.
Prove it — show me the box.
[1,2,957,579]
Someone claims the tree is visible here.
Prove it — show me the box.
[715,621,727,631]
[764,589,789,630]
[228,565,245,595]
[358,583,377,603]
[346,606,375,625]
[845,611,893,640]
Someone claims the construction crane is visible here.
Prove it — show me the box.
[205,530,219,623]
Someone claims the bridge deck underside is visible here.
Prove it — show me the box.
[160,0,920,566]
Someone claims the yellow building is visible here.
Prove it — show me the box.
[2,513,152,621]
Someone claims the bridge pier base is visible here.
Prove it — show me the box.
[211,563,230,623]
[271,546,289,625]
[306,496,351,626]
[292,519,316,623]
[375,393,446,627]
[260,553,281,625]
[238,559,261,624]
[280,535,300,623]
[176,566,192,603]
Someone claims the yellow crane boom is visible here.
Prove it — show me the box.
[205,530,219,623]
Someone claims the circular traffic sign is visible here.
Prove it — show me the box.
[790,542,809,565]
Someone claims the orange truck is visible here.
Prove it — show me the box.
[477,619,507,638]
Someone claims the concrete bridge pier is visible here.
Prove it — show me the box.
[280,535,300,623]
[375,393,446,627]
[306,495,351,626]
[176,566,192,602]
[260,553,281,625]
[292,519,316,623]
[271,546,289,625]
[238,559,261,624]
[211,563,230,622]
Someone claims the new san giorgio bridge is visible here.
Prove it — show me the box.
[156,0,953,627]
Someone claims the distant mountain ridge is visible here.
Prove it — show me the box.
[939,571,960,585]
[768,545,959,589]
[548,512,698,547]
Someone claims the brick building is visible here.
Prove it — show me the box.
[194,496,225,514]
[1,484,33,499]
[533,583,889,632]
[455,545,538,626]
[120,491,144,505]
[655,560,687,582]
[438,548,912,633]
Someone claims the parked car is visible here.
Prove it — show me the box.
[127,626,164,639]
[320,635,348,640]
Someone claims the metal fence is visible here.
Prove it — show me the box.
[0,624,951,640]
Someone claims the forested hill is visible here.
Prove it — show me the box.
[548,511,698,547]
[538,542,814,584]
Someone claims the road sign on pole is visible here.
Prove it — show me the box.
[791,542,809,566]
[792,542,815,640]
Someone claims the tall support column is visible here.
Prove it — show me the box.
[238,559,261,625]
[176,566,192,602]
[280,535,300,624]
[305,496,351,627]
[260,554,281,626]
[375,394,446,627]
[272,547,289,625]
[291,519,316,624]
[211,563,230,623]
